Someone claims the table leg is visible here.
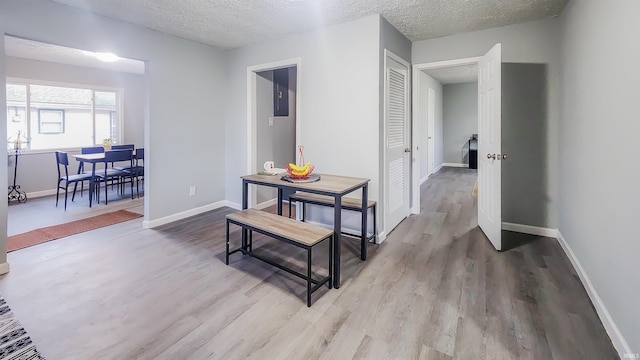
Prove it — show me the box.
[333,195,342,288]
[277,188,283,216]
[242,180,249,249]
[361,184,368,261]
[89,163,96,207]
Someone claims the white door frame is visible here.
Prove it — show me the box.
[382,49,411,241]
[246,58,301,208]
[411,56,480,214]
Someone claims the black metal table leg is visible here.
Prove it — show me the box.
[277,188,283,216]
[361,184,368,261]
[333,195,342,288]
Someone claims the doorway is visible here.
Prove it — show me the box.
[246,58,300,209]
[412,44,503,250]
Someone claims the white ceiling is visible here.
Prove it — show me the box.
[4,36,145,75]
[50,0,568,49]
[424,64,478,85]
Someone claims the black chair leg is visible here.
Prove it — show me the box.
[64,185,69,210]
[72,182,79,201]
[56,181,61,207]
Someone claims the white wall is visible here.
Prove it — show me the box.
[413,18,561,228]
[417,71,443,182]
[443,82,477,164]
[224,15,380,209]
[1,0,227,236]
[559,0,640,354]
[5,56,145,194]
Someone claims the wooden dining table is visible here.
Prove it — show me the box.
[241,172,370,288]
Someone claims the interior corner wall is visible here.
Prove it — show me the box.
[4,56,145,194]
[224,15,380,213]
[443,82,478,164]
[412,17,561,229]
[0,0,227,228]
[559,0,640,354]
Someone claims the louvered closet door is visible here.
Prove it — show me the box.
[385,53,410,233]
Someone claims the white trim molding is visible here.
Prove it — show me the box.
[501,222,558,238]
[143,200,228,228]
[420,175,429,185]
[442,163,467,168]
[433,164,444,174]
[224,201,242,211]
[556,231,632,358]
[0,262,10,275]
[26,189,57,199]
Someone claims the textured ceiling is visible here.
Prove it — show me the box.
[424,64,478,85]
[50,0,568,49]
[4,36,145,74]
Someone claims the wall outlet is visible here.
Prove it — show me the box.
[189,186,197,196]
[268,117,274,126]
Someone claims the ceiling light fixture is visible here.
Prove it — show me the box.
[94,52,120,62]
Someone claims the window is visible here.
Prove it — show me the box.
[5,81,122,151]
[38,109,65,134]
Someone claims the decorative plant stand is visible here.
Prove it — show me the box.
[8,147,27,203]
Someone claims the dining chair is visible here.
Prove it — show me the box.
[111,144,135,150]
[77,146,105,196]
[96,149,135,205]
[55,151,93,210]
[116,148,144,197]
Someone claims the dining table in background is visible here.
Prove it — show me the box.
[71,150,138,207]
[241,172,370,288]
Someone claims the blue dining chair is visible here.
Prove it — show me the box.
[55,151,93,210]
[95,149,134,204]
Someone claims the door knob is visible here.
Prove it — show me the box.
[501,154,507,160]
[404,148,411,153]
[487,153,496,160]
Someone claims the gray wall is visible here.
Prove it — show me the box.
[443,82,477,164]
[413,17,561,229]
[5,56,145,194]
[1,0,227,233]
[501,64,547,227]
[417,71,443,181]
[224,15,380,206]
[559,0,639,353]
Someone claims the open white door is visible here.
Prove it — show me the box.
[478,43,502,250]
[384,50,410,233]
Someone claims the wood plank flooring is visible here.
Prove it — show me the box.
[0,167,617,359]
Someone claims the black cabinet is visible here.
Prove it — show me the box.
[273,68,289,117]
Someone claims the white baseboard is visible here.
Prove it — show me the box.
[225,201,242,210]
[143,200,227,228]
[255,198,277,210]
[26,189,57,199]
[556,231,631,358]
[0,262,10,275]
[420,175,429,185]
[442,162,467,168]
[501,222,558,238]
[376,230,387,244]
[433,164,444,174]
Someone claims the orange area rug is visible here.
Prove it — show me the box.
[8,209,142,252]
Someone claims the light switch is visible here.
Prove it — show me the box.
[269,117,274,126]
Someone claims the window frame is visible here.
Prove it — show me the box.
[6,77,124,154]
[37,108,65,134]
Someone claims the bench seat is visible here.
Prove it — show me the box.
[226,208,333,306]
[288,192,377,247]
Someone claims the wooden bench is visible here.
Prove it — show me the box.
[288,192,377,245]
[226,208,333,307]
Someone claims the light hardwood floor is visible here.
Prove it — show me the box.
[0,167,617,359]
